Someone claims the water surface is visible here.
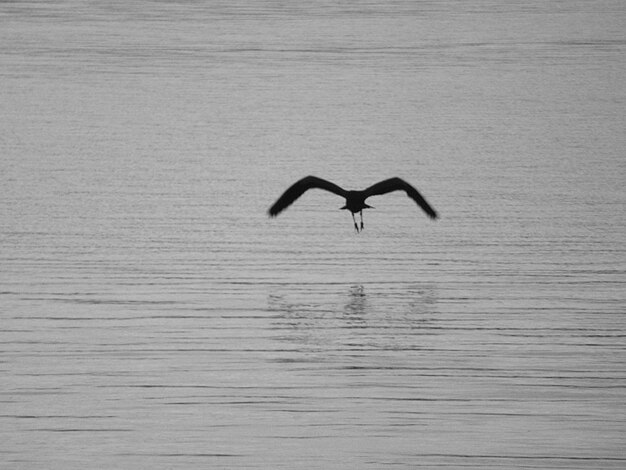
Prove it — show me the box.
[1,1,625,468]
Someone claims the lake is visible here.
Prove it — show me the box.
[1,1,625,468]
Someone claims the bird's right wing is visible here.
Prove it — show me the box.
[363,177,438,219]
[268,176,347,217]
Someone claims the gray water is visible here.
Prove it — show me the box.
[1,1,625,468]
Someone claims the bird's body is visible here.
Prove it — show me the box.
[339,190,372,214]
[268,176,437,232]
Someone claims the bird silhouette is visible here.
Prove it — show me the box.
[268,176,438,232]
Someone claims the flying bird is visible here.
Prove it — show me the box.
[268,176,438,232]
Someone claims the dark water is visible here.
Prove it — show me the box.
[1,1,625,468]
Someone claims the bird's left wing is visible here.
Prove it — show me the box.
[268,176,347,217]
[363,177,438,219]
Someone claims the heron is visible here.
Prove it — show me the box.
[268,175,438,232]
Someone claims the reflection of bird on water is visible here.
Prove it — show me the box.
[268,175,438,232]
[344,285,367,316]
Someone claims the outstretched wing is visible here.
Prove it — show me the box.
[363,177,438,219]
[268,176,347,217]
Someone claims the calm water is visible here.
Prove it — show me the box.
[1,1,625,468]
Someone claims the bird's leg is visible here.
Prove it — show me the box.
[359,211,364,231]
[351,212,359,232]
